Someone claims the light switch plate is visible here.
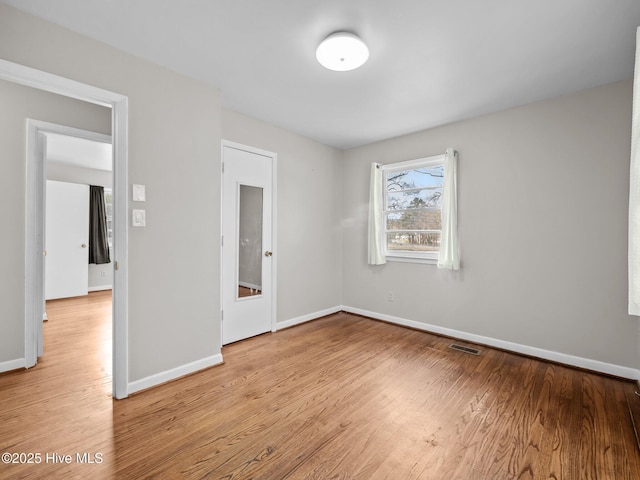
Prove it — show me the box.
[132,184,146,202]
[132,209,146,227]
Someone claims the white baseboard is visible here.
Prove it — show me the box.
[128,353,224,395]
[276,306,342,331]
[88,285,112,292]
[0,358,26,373]
[341,305,640,381]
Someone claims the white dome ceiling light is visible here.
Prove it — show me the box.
[316,32,369,72]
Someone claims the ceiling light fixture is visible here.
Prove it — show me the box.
[316,32,369,72]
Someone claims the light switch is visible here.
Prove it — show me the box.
[132,209,146,227]
[132,184,146,202]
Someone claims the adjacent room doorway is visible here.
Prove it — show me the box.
[2,58,130,399]
[27,121,115,376]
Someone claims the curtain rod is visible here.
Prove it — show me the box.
[375,149,457,168]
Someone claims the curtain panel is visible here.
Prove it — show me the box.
[89,185,111,265]
[437,147,460,270]
[368,163,386,265]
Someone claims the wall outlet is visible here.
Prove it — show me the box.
[387,291,394,302]
[100,271,106,277]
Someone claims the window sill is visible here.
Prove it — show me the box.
[386,253,438,265]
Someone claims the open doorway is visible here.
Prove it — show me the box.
[41,129,114,391]
[44,132,114,300]
[1,58,130,399]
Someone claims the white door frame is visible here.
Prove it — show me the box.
[0,58,129,399]
[220,140,277,347]
[29,121,112,354]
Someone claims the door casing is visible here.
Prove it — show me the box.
[1,58,130,400]
[28,122,113,357]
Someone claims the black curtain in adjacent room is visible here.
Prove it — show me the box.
[89,185,111,265]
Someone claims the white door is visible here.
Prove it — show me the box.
[45,180,90,300]
[222,143,275,345]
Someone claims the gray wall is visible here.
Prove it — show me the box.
[222,109,344,323]
[342,80,638,369]
[0,4,221,382]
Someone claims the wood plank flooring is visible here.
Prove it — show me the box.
[1,291,640,479]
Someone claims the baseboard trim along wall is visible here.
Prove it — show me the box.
[88,285,112,292]
[276,306,343,331]
[7,305,635,389]
[342,305,640,382]
[127,353,224,395]
[0,358,26,373]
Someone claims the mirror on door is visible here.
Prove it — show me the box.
[237,184,263,299]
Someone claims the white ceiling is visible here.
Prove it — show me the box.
[4,0,640,149]
[45,133,112,172]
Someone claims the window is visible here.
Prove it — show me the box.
[381,154,445,263]
[368,148,459,269]
[104,188,113,248]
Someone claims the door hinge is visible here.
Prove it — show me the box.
[115,261,119,271]
[221,235,224,247]
[221,162,224,174]
[221,310,224,321]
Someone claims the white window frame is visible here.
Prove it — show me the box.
[381,154,445,264]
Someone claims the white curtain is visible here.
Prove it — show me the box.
[438,147,460,270]
[629,27,640,315]
[368,162,386,265]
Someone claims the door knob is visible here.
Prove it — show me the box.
[81,244,87,248]
[264,251,272,257]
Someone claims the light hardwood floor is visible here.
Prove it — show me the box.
[1,291,640,479]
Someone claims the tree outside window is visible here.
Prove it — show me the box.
[382,156,445,261]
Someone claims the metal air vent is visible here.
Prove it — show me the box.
[448,344,481,355]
